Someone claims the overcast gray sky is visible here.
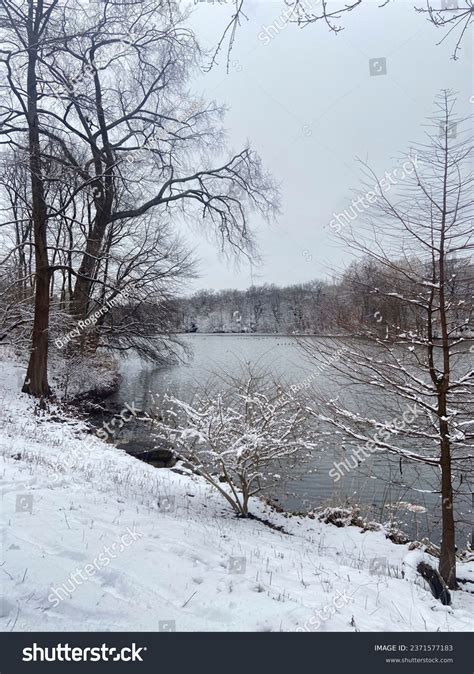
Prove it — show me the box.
[183,0,472,292]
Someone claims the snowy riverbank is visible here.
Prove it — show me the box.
[1,358,472,632]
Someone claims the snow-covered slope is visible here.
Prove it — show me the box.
[0,360,472,632]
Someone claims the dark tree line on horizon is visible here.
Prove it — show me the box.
[172,255,474,337]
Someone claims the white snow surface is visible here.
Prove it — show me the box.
[0,359,472,632]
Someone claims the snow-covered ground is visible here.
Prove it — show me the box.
[1,359,472,632]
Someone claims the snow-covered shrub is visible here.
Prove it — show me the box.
[154,368,316,516]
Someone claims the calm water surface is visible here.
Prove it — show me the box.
[110,334,472,545]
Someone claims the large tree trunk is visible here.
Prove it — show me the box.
[22,0,51,397]
[70,215,107,319]
[70,213,108,355]
[24,260,51,397]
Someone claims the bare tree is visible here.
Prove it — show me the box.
[300,91,473,588]
[0,0,63,396]
[36,0,277,324]
[0,0,278,396]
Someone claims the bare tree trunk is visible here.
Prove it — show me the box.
[436,104,456,588]
[71,58,114,323]
[241,490,249,517]
[439,426,457,588]
[71,214,107,319]
[22,0,51,397]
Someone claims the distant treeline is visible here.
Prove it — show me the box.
[171,257,474,336]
